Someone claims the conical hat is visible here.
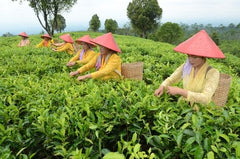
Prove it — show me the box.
[19,32,29,38]
[41,34,52,39]
[60,34,73,43]
[91,32,121,53]
[75,35,96,47]
[174,30,225,58]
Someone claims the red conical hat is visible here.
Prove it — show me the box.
[41,34,52,39]
[75,35,96,47]
[91,32,121,53]
[60,34,73,43]
[19,32,29,38]
[174,30,225,58]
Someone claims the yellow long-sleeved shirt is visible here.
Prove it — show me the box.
[161,62,220,105]
[77,53,121,80]
[36,39,54,48]
[69,49,95,65]
[55,43,74,55]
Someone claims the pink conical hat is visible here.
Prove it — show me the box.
[41,34,52,39]
[19,32,29,38]
[91,32,121,53]
[174,30,225,58]
[60,34,73,43]
[75,35,96,47]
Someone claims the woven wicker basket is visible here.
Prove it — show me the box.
[121,62,143,80]
[212,73,232,107]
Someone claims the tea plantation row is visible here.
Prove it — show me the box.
[0,32,240,158]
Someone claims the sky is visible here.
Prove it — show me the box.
[0,0,240,35]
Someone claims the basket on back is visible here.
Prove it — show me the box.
[121,62,143,80]
[212,73,232,107]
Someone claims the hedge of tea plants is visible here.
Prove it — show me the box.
[0,32,240,159]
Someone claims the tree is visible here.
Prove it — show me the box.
[117,22,136,36]
[236,23,240,29]
[2,32,13,37]
[50,14,66,33]
[104,19,118,33]
[12,0,77,36]
[211,32,220,45]
[127,0,162,38]
[157,22,183,44]
[89,14,101,32]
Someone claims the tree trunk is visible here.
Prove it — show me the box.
[35,10,51,36]
[51,0,59,36]
[142,32,146,38]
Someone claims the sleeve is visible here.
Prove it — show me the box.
[54,42,64,47]
[76,51,95,64]
[77,54,99,74]
[69,50,81,62]
[36,41,43,48]
[55,43,69,52]
[50,39,54,45]
[161,64,184,88]
[187,68,220,105]
[91,54,121,79]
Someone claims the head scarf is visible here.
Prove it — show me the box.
[182,58,192,78]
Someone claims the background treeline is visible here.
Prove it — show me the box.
[3,21,240,58]
[116,22,240,58]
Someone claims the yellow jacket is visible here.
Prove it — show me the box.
[36,39,54,48]
[161,62,220,105]
[78,53,121,80]
[55,43,74,55]
[69,49,95,65]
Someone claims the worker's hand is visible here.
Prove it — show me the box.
[77,74,91,81]
[154,86,164,97]
[67,62,76,67]
[69,71,79,76]
[167,86,183,96]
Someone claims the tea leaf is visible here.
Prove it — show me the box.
[207,151,214,159]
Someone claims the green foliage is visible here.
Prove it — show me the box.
[51,14,66,33]
[179,22,240,41]
[127,0,162,38]
[0,31,239,158]
[2,32,14,37]
[89,14,101,32]
[210,32,220,45]
[219,40,240,58]
[157,22,184,44]
[104,19,118,34]
[103,152,125,159]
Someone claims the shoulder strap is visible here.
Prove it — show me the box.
[105,54,111,64]
[105,53,122,77]
[205,66,213,78]
[114,69,121,77]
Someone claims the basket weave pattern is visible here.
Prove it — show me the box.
[121,62,143,80]
[212,73,232,107]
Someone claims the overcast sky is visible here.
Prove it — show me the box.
[0,0,240,35]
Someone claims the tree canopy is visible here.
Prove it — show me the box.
[50,14,66,33]
[12,0,77,36]
[127,0,162,38]
[89,14,101,32]
[104,19,118,34]
[157,22,183,45]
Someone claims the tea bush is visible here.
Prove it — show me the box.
[0,32,239,159]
